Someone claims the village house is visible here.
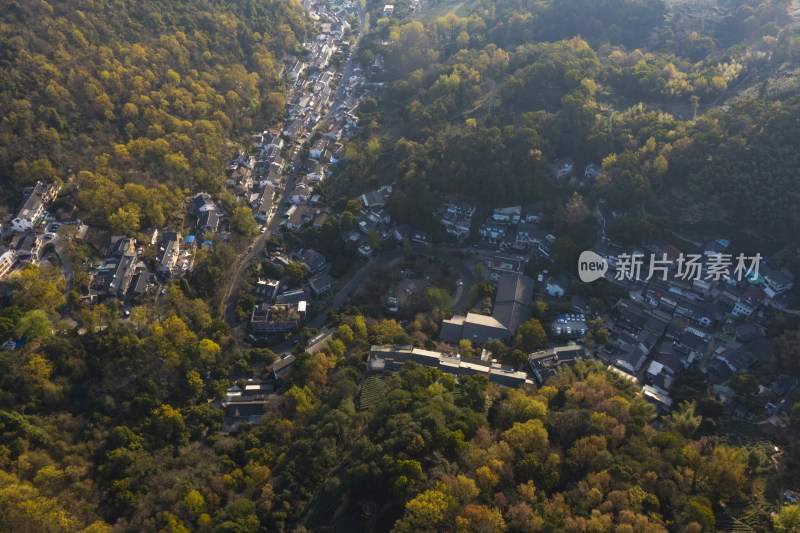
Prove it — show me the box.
[11,181,60,232]
[0,250,17,281]
[250,302,306,333]
[309,272,338,297]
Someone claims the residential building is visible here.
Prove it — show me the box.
[222,395,272,435]
[108,235,136,257]
[368,345,529,387]
[761,263,794,297]
[288,61,305,81]
[309,272,338,296]
[479,221,510,242]
[11,181,59,232]
[310,138,328,159]
[441,273,534,343]
[197,210,220,234]
[492,273,534,333]
[515,223,550,247]
[254,185,275,222]
[492,206,521,223]
[0,250,17,281]
[300,249,326,274]
[250,302,305,333]
[254,279,281,303]
[157,238,181,274]
[440,314,510,344]
[10,233,44,264]
[528,346,588,384]
[732,285,766,317]
[192,192,216,215]
[97,254,138,301]
[286,205,315,231]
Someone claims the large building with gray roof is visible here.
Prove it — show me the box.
[440,273,534,343]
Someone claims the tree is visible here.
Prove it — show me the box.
[551,236,579,274]
[283,385,314,418]
[425,287,451,311]
[459,339,474,358]
[16,310,52,340]
[665,401,701,439]
[197,339,222,365]
[337,324,354,346]
[515,318,547,351]
[231,206,258,236]
[775,505,800,532]
[703,446,748,502]
[286,262,310,287]
[392,489,453,533]
[108,206,140,235]
[366,228,381,251]
[150,404,188,446]
[484,339,507,361]
[9,265,66,317]
[502,419,549,455]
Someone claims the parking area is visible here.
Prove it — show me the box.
[551,313,588,338]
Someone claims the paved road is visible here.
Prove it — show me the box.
[222,172,298,325]
[320,2,365,129]
[222,3,365,327]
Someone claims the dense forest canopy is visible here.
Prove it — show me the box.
[0,0,310,233]
[334,0,800,244]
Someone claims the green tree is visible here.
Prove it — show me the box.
[337,324,354,346]
[665,401,701,439]
[775,505,800,532]
[231,206,258,237]
[458,339,474,358]
[392,489,453,533]
[16,310,52,340]
[150,404,188,446]
[286,262,310,287]
[108,206,140,235]
[484,339,507,360]
[514,318,547,351]
[425,286,451,311]
[9,266,66,317]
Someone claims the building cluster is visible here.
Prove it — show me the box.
[441,273,534,343]
[583,236,798,417]
[283,0,366,145]
[0,181,62,282]
[368,345,531,387]
[478,205,554,255]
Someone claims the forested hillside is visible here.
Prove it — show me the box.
[0,0,309,233]
[3,298,798,531]
[334,0,800,244]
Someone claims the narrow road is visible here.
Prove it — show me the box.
[222,171,298,325]
[320,1,365,129]
[222,1,365,327]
